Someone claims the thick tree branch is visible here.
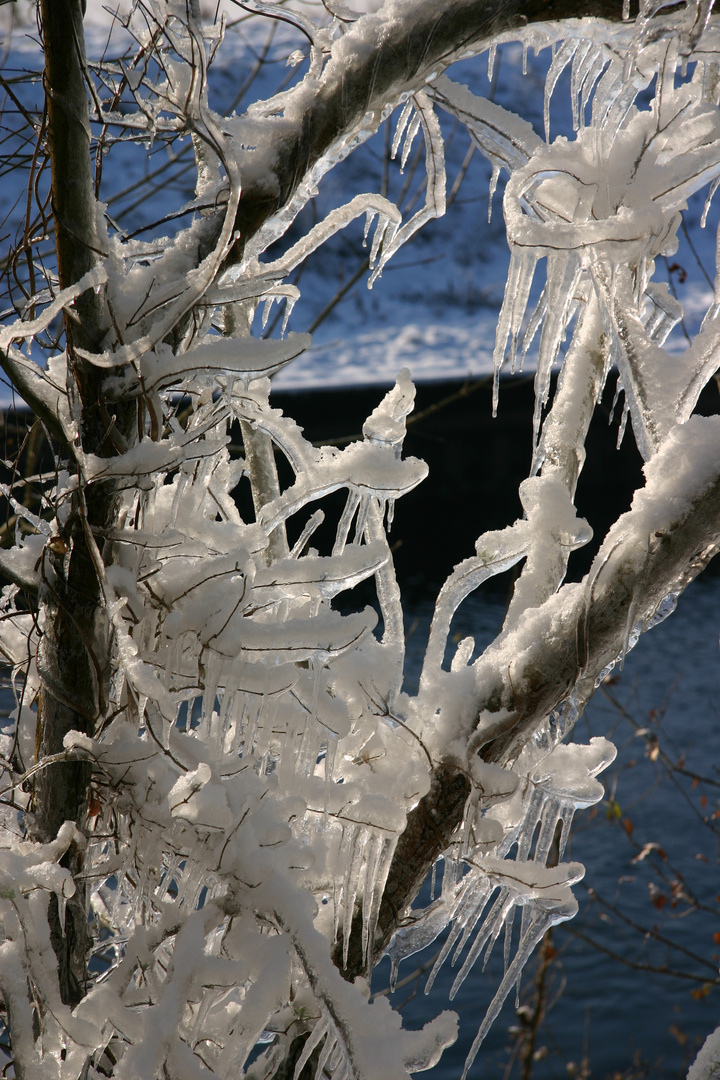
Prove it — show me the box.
[33,0,127,1008]
[41,0,105,351]
[343,418,720,979]
[225,0,628,262]
[479,425,720,763]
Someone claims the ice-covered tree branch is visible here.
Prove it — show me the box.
[2,0,720,1077]
[222,0,632,266]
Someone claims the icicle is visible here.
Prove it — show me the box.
[201,652,222,739]
[334,824,355,947]
[333,490,361,556]
[558,803,575,861]
[622,0,630,17]
[518,282,546,380]
[424,875,492,995]
[701,176,720,227]
[353,496,370,542]
[293,1016,330,1080]
[369,215,390,268]
[570,40,593,131]
[605,75,653,144]
[488,899,519,983]
[162,631,179,691]
[361,832,384,968]
[487,163,500,224]
[360,209,371,247]
[324,732,338,786]
[401,112,422,171]
[509,251,540,374]
[232,698,247,756]
[608,369,622,425]
[487,43,496,82]
[296,665,323,776]
[430,858,438,901]
[493,263,517,409]
[531,803,559,867]
[362,210,373,247]
[342,827,368,968]
[364,837,397,971]
[544,39,579,142]
[644,283,682,346]
[580,49,609,125]
[390,955,401,993]
[315,1026,337,1080]
[449,891,512,996]
[261,296,274,330]
[460,899,578,1080]
[290,509,325,558]
[243,697,263,760]
[531,252,582,450]
[503,911,513,976]
[522,42,527,76]
[442,892,483,975]
[616,397,629,449]
[280,292,297,337]
[325,1041,344,1078]
[589,61,624,132]
[514,792,545,863]
[620,597,644,671]
[57,887,68,938]
[492,248,540,413]
[391,100,414,160]
[257,690,280,764]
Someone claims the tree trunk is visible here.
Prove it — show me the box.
[32,0,131,1007]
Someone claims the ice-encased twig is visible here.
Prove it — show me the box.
[420,523,530,685]
[430,74,542,176]
[503,296,606,631]
[260,193,401,280]
[501,475,592,631]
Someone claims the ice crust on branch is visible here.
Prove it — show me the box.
[3,1,720,1078]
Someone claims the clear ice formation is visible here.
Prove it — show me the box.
[384,736,616,1075]
[433,20,720,461]
[2,3,720,1078]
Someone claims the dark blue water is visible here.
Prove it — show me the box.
[378,572,720,1080]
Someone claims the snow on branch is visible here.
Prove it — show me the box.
[3,1,720,1077]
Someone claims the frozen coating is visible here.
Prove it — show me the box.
[3,1,720,1078]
